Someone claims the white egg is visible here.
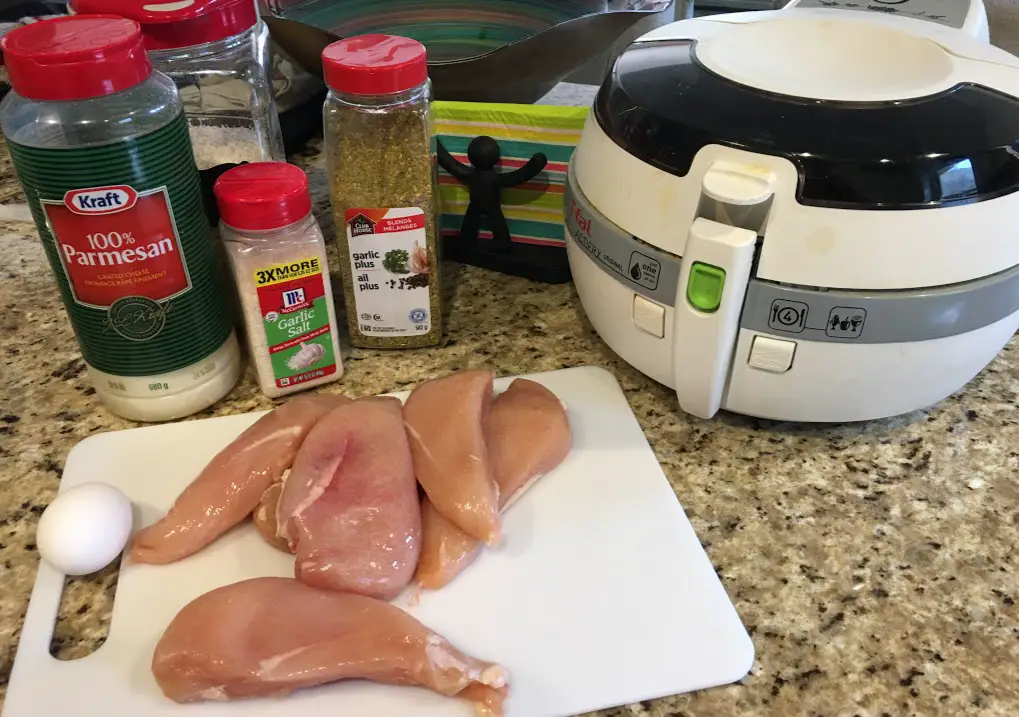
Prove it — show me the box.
[36,482,134,576]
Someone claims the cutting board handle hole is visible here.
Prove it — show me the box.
[48,555,123,661]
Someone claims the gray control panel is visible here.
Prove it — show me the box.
[564,180,683,308]
[565,166,1019,345]
[791,0,968,30]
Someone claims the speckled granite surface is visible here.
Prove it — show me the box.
[2,75,1019,716]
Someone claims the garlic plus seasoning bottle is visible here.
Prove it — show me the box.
[0,15,241,422]
[213,162,343,398]
[322,35,443,348]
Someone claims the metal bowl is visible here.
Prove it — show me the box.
[262,0,688,103]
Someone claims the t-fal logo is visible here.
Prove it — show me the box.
[569,199,592,237]
[348,213,377,237]
[63,185,138,216]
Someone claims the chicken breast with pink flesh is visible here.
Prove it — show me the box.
[416,379,572,589]
[152,577,509,715]
[276,396,421,600]
[486,379,572,506]
[252,480,291,553]
[403,370,501,545]
[130,394,349,565]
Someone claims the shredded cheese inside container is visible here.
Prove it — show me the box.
[213,162,344,398]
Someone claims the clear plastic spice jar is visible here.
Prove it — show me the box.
[0,15,241,421]
[70,0,285,171]
[323,35,443,349]
[214,162,343,398]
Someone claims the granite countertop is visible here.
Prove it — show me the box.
[2,75,1019,716]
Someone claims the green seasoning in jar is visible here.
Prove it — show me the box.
[213,162,344,399]
[0,16,240,422]
[322,34,442,348]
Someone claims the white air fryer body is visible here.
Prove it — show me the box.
[565,2,1019,422]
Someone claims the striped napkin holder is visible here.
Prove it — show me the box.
[433,101,589,284]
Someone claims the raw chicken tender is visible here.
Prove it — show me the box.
[403,370,501,545]
[416,497,483,590]
[152,577,509,715]
[130,394,349,564]
[416,379,572,589]
[277,396,421,600]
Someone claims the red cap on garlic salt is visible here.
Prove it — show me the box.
[213,162,313,232]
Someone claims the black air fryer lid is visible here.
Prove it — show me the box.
[596,36,1019,209]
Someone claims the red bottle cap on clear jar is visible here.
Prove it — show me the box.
[214,162,313,231]
[0,15,152,101]
[68,0,257,51]
[322,34,428,96]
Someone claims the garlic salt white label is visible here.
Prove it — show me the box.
[344,207,432,336]
[254,256,339,390]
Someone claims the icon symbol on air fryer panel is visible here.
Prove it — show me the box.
[627,251,661,291]
[826,307,866,338]
[768,299,808,333]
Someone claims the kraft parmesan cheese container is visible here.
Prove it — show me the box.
[0,16,240,422]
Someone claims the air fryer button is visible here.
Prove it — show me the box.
[749,336,796,373]
[633,294,666,338]
[687,262,726,313]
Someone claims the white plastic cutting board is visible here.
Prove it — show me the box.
[3,366,753,717]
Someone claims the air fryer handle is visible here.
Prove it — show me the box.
[672,218,757,419]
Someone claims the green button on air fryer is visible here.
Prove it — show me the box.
[687,262,726,313]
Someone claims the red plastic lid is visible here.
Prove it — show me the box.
[1,15,152,102]
[322,34,428,96]
[214,162,313,232]
[68,0,257,51]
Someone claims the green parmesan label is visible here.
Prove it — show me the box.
[6,113,233,377]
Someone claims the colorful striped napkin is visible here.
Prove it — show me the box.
[433,101,589,254]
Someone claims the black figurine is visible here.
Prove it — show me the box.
[437,135,547,253]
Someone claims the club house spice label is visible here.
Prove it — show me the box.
[345,207,432,337]
[254,257,339,389]
[42,184,191,340]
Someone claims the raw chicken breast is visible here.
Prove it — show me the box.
[152,577,509,715]
[130,395,349,564]
[416,379,572,589]
[403,370,501,545]
[277,396,420,600]
[416,497,484,590]
[252,479,291,553]
[486,379,572,507]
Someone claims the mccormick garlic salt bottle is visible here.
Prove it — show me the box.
[0,16,240,422]
[213,162,344,398]
[322,35,443,349]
